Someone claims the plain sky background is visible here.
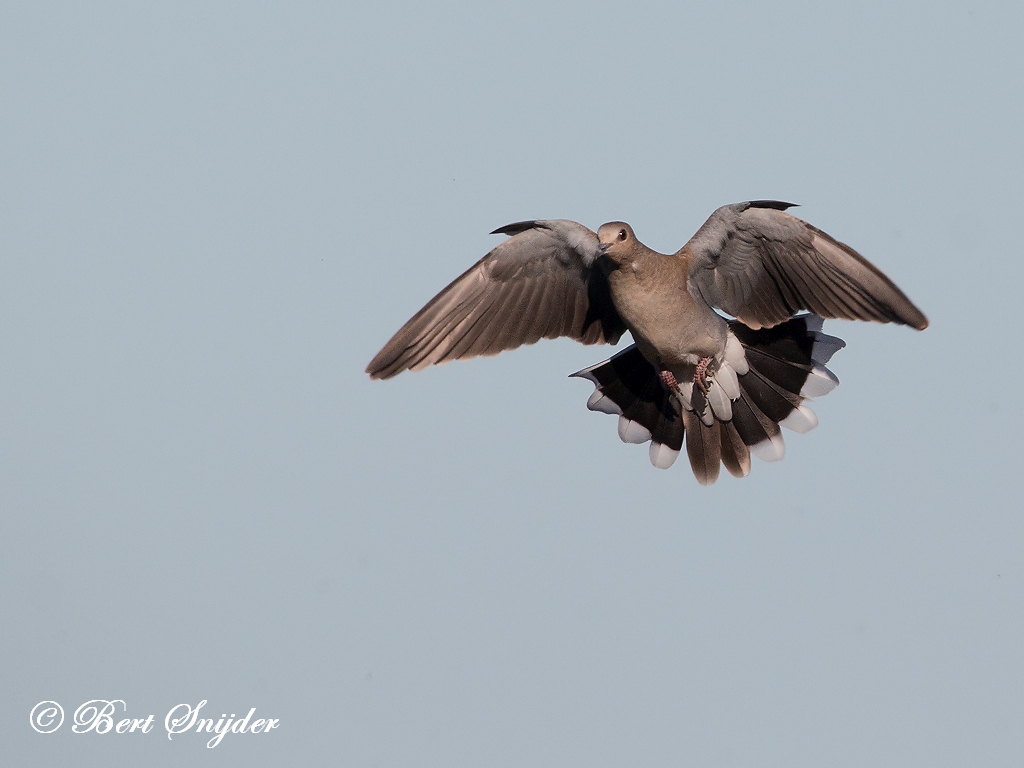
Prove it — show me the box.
[2,1,1022,765]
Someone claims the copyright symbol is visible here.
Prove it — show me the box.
[30,701,64,733]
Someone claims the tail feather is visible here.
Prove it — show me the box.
[729,393,778,453]
[720,421,751,478]
[739,368,802,423]
[811,332,845,364]
[571,345,683,464]
[573,314,843,483]
[738,347,812,396]
[683,411,721,485]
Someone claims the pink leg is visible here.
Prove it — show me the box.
[659,369,679,391]
[694,356,714,395]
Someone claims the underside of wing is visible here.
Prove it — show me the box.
[686,202,928,331]
[366,221,627,379]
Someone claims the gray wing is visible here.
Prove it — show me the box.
[366,220,628,379]
[686,201,928,330]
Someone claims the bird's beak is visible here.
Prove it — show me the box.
[597,242,611,255]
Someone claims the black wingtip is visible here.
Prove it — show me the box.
[747,200,799,211]
[490,220,541,236]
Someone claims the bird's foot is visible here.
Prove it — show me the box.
[694,356,714,395]
[659,368,680,392]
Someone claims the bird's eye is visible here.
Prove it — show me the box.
[617,229,627,241]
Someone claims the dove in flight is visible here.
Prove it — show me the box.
[366,201,927,484]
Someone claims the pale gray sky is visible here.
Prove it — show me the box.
[3,1,1023,765]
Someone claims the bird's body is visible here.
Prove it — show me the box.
[599,224,726,369]
[367,201,927,483]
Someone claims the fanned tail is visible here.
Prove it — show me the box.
[571,314,845,484]
[571,345,684,470]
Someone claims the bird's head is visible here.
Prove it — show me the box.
[596,222,637,265]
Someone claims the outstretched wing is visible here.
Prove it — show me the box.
[685,201,928,331]
[366,220,628,379]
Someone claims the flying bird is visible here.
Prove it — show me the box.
[366,201,927,484]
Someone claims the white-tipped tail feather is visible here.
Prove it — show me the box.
[587,389,622,415]
[750,431,786,462]
[618,416,653,444]
[573,315,843,482]
[649,441,680,469]
[800,364,840,398]
[779,404,819,434]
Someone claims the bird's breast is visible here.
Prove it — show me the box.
[608,267,727,367]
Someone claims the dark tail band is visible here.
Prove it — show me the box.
[572,315,845,484]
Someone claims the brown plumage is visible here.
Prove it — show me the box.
[366,201,928,483]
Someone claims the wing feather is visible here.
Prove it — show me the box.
[686,202,928,330]
[367,221,627,379]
